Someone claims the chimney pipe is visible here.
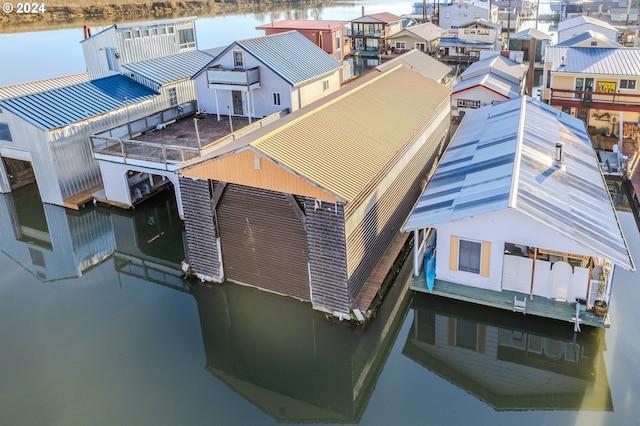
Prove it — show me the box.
[362,5,365,17]
[554,143,564,167]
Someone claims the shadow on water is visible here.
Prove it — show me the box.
[404,294,612,411]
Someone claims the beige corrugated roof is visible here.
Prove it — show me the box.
[250,65,450,202]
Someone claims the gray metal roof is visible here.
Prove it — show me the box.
[460,55,527,84]
[452,73,522,98]
[376,50,452,82]
[231,31,343,86]
[558,15,617,32]
[562,47,640,74]
[0,73,89,101]
[555,30,623,47]
[0,75,158,131]
[122,50,213,86]
[403,96,633,269]
[510,27,552,41]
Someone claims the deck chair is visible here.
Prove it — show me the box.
[513,295,527,314]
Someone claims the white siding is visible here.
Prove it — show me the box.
[451,86,509,117]
[82,29,120,80]
[434,209,611,290]
[439,4,490,30]
[558,24,618,43]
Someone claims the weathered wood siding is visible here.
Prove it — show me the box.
[304,198,351,314]
[217,183,310,301]
[180,149,340,202]
[344,102,450,299]
[180,176,223,281]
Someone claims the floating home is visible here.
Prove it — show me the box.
[0,17,206,210]
[193,31,344,120]
[403,96,634,328]
[178,65,452,320]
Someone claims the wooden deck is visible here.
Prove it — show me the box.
[354,232,411,315]
[63,184,104,210]
[410,271,611,329]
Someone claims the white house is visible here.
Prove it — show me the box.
[557,16,619,43]
[451,54,527,120]
[193,31,344,120]
[438,20,502,61]
[81,16,199,80]
[403,96,634,325]
[438,1,498,30]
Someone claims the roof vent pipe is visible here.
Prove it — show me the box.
[554,142,564,167]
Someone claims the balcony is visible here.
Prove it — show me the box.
[206,66,260,91]
[549,88,640,112]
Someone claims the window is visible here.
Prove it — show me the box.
[253,156,261,170]
[394,41,406,49]
[123,31,132,40]
[445,12,450,18]
[159,27,166,35]
[0,123,12,141]
[178,28,195,49]
[458,239,481,274]
[273,92,281,106]
[151,28,158,36]
[233,51,244,69]
[590,41,597,46]
[168,87,178,106]
[457,99,467,107]
[336,30,341,48]
[546,70,551,88]
[323,80,330,91]
[133,30,141,38]
[105,48,119,72]
[142,29,150,37]
[415,42,426,52]
[168,27,175,34]
[470,100,481,109]
[621,79,637,90]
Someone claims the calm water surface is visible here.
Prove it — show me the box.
[2,1,640,425]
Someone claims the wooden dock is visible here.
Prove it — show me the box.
[410,271,610,329]
[62,184,103,210]
[354,232,411,317]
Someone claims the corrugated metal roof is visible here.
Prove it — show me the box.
[115,16,197,29]
[248,66,450,202]
[122,50,213,86]
[452,73,521,98]
[460,55,527,83]
[555,30,622,47]
[0,73,90,101]
[562,47,640,74]
[510,27,552,40]
[352,13,403,23]
[182,65,451,202]
[402,22,444,41]
[403,96,634,269]
[558,15,617,32]
[256,19,347,30]
[439,39,497,48]
[376,50,452,82]
[0,75,158,131]
[233,31,343,86]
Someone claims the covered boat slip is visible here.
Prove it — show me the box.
[410,271,611,328]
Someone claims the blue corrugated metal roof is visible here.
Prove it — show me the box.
[122,50,213,86]
[403,96,634,269]
[0,75,158,131]
[563,47,640,74]
[231,31,343,86]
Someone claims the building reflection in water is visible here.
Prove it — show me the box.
[106,188,188,292]
[191,260,413,423]
[0,184,114,282]
[403,294,613,411]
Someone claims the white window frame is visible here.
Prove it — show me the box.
[415,42,426,52]
[457,99,467,107]
[178,28,195,49]
[470,100,481,109]
[0,123,12,142]
[394,41,407,49]
[323,80,330,91]
[620,79,637,90]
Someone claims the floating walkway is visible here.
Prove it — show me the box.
[410,271,610,329]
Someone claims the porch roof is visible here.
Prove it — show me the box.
[402,96,634,270]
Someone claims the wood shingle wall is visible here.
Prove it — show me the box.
[180,176,223,281]
[304,198,351,314]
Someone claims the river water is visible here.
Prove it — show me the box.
[2,1,640,425]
